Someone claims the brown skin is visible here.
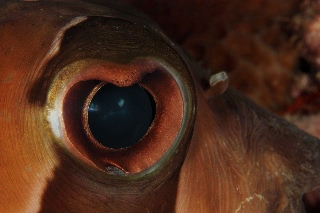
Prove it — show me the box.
[0,0,320,212]
[178,81,320,212]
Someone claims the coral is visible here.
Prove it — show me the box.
[124,0,320,139]
[124,0,302,110]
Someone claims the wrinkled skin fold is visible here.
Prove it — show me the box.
[0,0,319,212]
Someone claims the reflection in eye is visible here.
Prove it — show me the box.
[86,83,156,149]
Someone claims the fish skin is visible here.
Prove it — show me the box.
[0,1,319,212]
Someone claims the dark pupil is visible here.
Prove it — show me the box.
[88,84,156,149]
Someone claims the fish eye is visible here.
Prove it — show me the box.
[45,16,196,176]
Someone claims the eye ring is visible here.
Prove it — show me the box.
[45,17,196,178]
[60,62,185,174]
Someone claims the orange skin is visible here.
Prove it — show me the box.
[0,1,319,212]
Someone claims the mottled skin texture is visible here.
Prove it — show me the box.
[0,0,320,212]
[176,56,320,212]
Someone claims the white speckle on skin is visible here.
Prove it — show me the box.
[235,194,267,213]
[255,193,265,201]
[48,109,62,139]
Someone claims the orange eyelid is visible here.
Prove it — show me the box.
[58,59,183,174]
[69,58,157,87]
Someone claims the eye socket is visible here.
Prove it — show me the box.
[45,17,196,177]
[83,82,156,149]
